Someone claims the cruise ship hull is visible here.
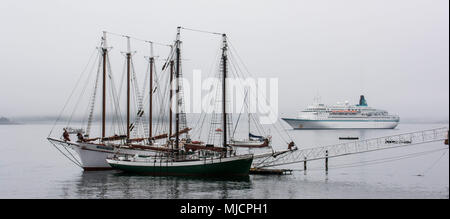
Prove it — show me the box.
[282,118,399,129]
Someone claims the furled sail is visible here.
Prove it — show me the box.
[249,133,265,141]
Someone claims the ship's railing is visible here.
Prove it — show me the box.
[253,127,449,168]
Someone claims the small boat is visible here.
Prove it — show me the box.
[339,136,359,140]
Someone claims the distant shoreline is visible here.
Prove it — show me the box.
[0,117,21,125]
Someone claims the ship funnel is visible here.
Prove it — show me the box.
[358,95,368,106]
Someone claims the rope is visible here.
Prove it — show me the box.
[180,26,222,36]
[417,149,448,176]
[65,50,99,127]
[104,31,172,47]
[49,141,83,168]
[48,45,99,137]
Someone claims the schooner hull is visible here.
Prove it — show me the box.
[74,145,116,170]
[106,155,254,176]
[47,138,156,171]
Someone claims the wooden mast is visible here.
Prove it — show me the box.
[169,60,174,139]
[101,31,107,139]
[126,36,131,142]
[221,34,228,149]
[175,27,181,150]
[248,89,251,141]
[149,43,154,143]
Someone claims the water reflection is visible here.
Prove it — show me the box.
[68,171,252,199]
[2,123,445,198]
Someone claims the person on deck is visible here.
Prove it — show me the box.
[63,128,70,142]
[77,132,85,142]
[288,141,295,150]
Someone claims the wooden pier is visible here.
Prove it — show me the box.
[253,127,449,169]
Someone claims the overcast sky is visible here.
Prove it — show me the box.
[0,0,448,121]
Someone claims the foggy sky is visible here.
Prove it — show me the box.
[0,0,448,121]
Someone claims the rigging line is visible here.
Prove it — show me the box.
[161,45,175,72]
[227,58,248,137]
[130,61,140,137]
[117,59,127,103]
[179,26,223,36]
[48,45,100,137]
[156,62,172,134]
[154,66,170,135]
[104,31,172,47]
[108,73,120,135]
[132,60,149,138]
[49,141,82,168]
[61,143,83,167]
[157,80,169,136]
[66,51,99,127]
[191,45,222,139]
[418,149,448,176]
[227,55,269,139]
[228,57,266,137]
[206,69,222,144]
[232,90,249,138]
[82,52,102,125]
[140,60,150,102]
[108,56,125,136]
[185,36,222,140]
[228,47,292,143]
[81,56,100,130]
[85,54,103,135]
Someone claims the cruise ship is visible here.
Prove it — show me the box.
[282,95,400,129]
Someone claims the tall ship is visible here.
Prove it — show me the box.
[282,95,400,129]
[106,28,293,176]
[47,27,296,175]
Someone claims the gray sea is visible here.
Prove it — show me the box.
[0,122,448,199]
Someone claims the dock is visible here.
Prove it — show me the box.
[249,168,292,175]
[253,127,449,169]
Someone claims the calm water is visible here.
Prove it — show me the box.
[0,122,448,199]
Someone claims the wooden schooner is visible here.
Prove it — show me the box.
[47,27,296,175]
[47,31,174,170]
[106,28,255,176]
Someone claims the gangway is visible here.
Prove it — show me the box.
[253,127,449,168]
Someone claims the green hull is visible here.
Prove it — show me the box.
[108,157,253,176]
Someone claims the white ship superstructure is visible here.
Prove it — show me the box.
[282,95,399,129]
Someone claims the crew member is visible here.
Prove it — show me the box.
[63,128,70,141]
[288,141,295,150]
[77,132,85,142]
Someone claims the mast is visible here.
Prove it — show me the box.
[248,89,251,140]
[222,34,228,148]
[101,31,107,139]
[169,60,174,139]
[126,36,131,142]
[149,43,154,142]
[175,27,181,150]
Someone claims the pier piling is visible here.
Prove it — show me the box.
[303,156,307,172]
